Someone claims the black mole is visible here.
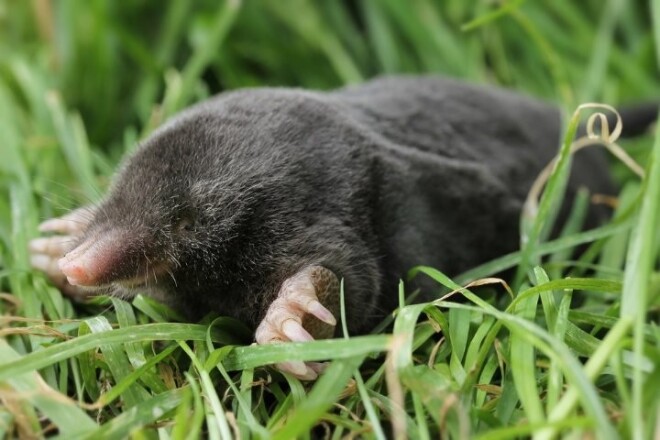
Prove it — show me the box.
[32,76,645,378]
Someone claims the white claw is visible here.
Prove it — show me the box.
[277,361,309,377]
[307,362,328,375]
[277,362,318,380]
[38,207,94,234]
[282,319,314,342]
[29,236,73,255]
[38,218,77,234]
[30,254,61,276]
[305,300,337,326]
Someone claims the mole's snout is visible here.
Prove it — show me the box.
[58,231,124,287]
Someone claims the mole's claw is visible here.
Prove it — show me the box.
[304,300,337,326]
[29,236,74,256]
[277,362,318,380]
[29,238,48,253]
[38,207,94,234]
[297,368,318,381]
[282,319,314,342]
[30,254,61,277]
[38,218,71,233]
[307,362,328,375]
[277,361,308,376]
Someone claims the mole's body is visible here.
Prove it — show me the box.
[31,76,622,378]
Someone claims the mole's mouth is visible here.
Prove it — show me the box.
[115,262,172,288]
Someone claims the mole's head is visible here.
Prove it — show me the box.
[58,105,300,317]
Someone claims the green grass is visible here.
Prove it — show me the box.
[1,0,659,438]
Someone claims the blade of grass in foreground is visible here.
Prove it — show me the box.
[455,218,633,284]
[514,106,581,289]
[621,118,660,440]
[271,354,366,440]
[221,334,390,371]
[71,389,184,440]
[509,286,544,427]
[0,323,229,381]
[410,268,618,437]
[438,302,617,439]
[83,316,151,408]
[538,315,633,440]
[0,340,97,438]
[96,344,178,407]
[173,381,205,440]
[339,280,388,440]
[178,341,233,440]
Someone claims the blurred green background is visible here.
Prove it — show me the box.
[2,0,657,154]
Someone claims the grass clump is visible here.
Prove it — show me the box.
[1,1,659,438]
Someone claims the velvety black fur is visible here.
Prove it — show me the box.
[81,76,623,333]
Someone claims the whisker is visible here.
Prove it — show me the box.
[167,269,178,287]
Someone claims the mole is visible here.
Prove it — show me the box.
[28,76,655,379]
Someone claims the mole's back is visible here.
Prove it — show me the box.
[327,76,614,305]
[331,75,613,202]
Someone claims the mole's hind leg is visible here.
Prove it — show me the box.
[29,207,94,299]
[255,265,339,380]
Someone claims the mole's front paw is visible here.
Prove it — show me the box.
[255,265,339,380]
[29,207,93,299]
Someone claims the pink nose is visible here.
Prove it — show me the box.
[57,231,122,287]
[59,259,95,286]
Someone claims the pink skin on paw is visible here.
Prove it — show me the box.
[30,236,74,276]
[255,265,339,380]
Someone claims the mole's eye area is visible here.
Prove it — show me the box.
[175,215,195,232]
